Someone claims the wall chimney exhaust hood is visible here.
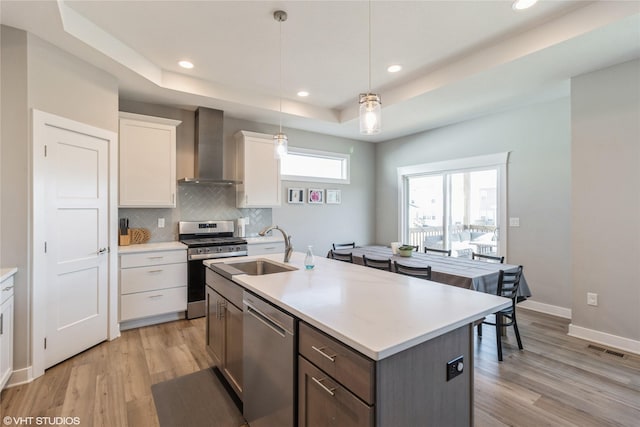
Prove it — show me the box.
[179,107,240,185]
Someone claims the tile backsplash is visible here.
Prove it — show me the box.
[119,184,272,242]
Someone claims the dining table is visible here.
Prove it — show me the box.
[333,245,532,299]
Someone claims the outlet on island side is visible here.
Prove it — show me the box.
[446,356,464,381]
[587,292,598,306]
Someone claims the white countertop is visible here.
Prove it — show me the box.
[118,241,186,253]
[204,252,510,361]
[0,267,18,283]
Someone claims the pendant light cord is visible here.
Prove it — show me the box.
[368,0,372,93]
[279,15,283,133]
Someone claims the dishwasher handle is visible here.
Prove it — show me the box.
[245,303,288,338]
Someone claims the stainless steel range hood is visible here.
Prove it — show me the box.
[179,107,240,185]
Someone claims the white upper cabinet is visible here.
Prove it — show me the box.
[234,131,281,208]
[119,112,181,208]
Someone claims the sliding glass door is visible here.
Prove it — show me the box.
[400,154,507,259]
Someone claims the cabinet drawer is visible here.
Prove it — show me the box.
[1,276,14,305]
[120,286,186,321]
[120,262,186,294]
[299,322,375,405]
[247,242,285,256]
[206,268,243,309]
[120,250,185,268]
[298,356,373,427]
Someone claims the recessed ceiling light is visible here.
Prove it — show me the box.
[512,0,538,10]
[178,60,194,69]
[387,65,402,73]
[297,91,309,97]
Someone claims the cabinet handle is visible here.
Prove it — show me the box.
[311,345,336,362]
[147,269,163,273]
[0,313,3,335]
[311,376,336,396]
[148,294,163,299]
[147,256,164,260]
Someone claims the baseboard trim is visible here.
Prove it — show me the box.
[6,366,34,388]
[518,299,572,319]
[568,324,640,356]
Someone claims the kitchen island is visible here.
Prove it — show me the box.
[204,252,510,426]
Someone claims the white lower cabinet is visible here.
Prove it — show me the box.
[0,274,15,391]
[119,247,187,324]
[247,241,285,256]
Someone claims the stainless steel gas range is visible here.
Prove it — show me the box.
[179,220,247,319]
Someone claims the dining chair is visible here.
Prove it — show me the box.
[328,250,354,263]
[472,252,504,263]
[362,255,392,271]
[332,242,356,251]
[393,261,432,280]
[478,265,524,361]
[424,247,452,256]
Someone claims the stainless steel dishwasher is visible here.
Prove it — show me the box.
[243,290,296,427]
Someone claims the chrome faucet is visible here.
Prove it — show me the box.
[259,225,293,263]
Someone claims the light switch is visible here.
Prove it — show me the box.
[509,217,520,227]
[158,218,165,228]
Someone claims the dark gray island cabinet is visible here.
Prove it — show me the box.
[205,253,509,427]
[298,321,471,427]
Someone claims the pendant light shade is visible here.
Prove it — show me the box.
[359,93,381,135]
[359,0,381,135]
[273,132,288,158]
[274,10,288,159]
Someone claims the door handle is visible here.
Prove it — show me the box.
[311,376,336,396]
[97,247,108,255]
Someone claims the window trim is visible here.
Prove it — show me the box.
[280,147,350,184]
[397,152,509,257]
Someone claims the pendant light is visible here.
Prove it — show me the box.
[359,0,381,135]
[273,10,288,158]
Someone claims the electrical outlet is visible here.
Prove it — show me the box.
[158,218,165,228]
[587,292,598,306]
[509,217,520,227]
[446,356,464,381]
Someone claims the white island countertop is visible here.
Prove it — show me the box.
[205,252,510,361]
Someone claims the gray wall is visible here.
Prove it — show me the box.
[0,26,119,372]
[375,99,572,311]
[571,59,640,341]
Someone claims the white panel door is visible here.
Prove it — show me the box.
[44,124,108,369]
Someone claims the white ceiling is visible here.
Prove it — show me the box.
[2,0,639,142]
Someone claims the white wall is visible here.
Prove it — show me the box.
[375,98,572,311]
[0,26,118,375]
[570,59,640,346]
[224,117,377,255]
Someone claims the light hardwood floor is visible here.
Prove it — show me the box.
[1,309,639,426]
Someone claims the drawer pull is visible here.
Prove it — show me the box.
[147,269,163,273]
[2,286,13,291]
[311,345,336,362]
[311,376,336,396]
[147,256,164,260]
[148,294,164,299]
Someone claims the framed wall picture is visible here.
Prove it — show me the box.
[287,188,304,204]
[308,188,324,204]
[326,189,341,204]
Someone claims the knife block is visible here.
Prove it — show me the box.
[119,230,131,246]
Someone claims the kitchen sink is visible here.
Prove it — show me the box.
[225,259,297,276]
